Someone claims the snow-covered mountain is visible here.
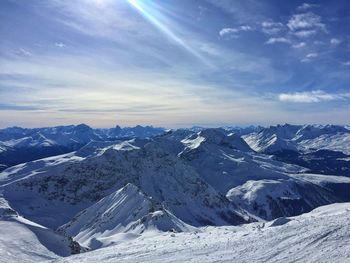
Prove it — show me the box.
[95,125,165,140]
[243,124,350,154]
[52,202,350,263]
[187,125,263,135]
[1,127,349,228]
[156,128,350,220]
[58,183,195,249]
[0,124,349,262]
[0,198,82,262]
[0,124,165,171]
[243,124,350,176]
[0,138,247,229]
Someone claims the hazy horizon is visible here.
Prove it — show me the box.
[1,122,350,130]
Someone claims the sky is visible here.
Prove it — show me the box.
[0,0,350,128]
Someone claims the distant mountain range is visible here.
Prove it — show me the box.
[0,124,165,171]
[243,124,350,176]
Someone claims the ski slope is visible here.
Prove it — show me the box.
[51,202,350,263]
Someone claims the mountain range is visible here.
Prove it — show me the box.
[0,124,165,171]
[0,123,349,262]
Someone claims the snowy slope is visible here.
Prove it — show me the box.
[156,128,350,219]
[58,183,194,249]
[243,124,350,154]
[51,202,350,263]
[0,198,81,263]
[242,124,350,176]
[0,141,119,228]
[174,129,302,192]
[0,138,247,229]
[297,132,350,154]
[226,178,340,220]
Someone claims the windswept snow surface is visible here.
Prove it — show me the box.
[0,198,79,263]
[52,203,350,263]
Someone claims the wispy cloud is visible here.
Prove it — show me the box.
[15,48,32,57]
[301,52,318,63]
[306,53,318,58]
[330,38,341,45]
[278,90,350,103]
[0,103,41,111]
[265,37,291,45]
[297,3,319,11]
[0,40,291,127]
[219,25,253,38]
[261,21,284,35]
[292,42,306,48]
[293,29,317,38]
[54,42,66,48]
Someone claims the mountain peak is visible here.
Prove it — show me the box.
[75,124,92,132]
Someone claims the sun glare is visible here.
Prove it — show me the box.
[126,0,209,65]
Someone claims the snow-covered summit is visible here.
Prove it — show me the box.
[58,183,194,249]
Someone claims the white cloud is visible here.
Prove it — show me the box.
[278,90,350,103]
[261,21,284,35]
[219,28,239,37]
[306,53,318,58]
[240,25,252,31]
[330,38,341,45]
[219,25,252,37]
[55,42,66,48]
[343,61,350,66]
[297,3,319,11]
[293,29,317,38]
[292,42,306,48]
[301,52,318,63]
[287,12,326,33]
[265,37,291,45]
[15,48,32,57]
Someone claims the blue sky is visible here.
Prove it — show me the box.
[0,0,349,128]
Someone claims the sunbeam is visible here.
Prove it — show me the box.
[127,0,209,65]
